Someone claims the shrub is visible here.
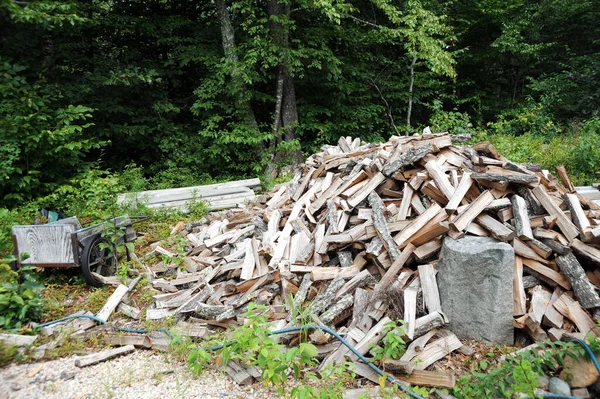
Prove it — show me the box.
[0,263,44,329]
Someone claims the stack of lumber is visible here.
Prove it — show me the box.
[116,178,261,211]
[123,132,600,388]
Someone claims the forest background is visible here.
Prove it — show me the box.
[1,0,599,226]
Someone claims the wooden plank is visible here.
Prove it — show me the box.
[96,284,129,322]
[104,335,152,349]
[543,289,564,329]
[414,239,442,261]
[565,194,591,239]
[445,173,472,214]
[376,243,416,292]
[410,333,462,370]
[117,303,141,320]
[475,213,515,242]
[240,239,256,280]
[513,256,527,316]
[529,285,551,324]
[0,333,37,346]
[74,345,135,367]
[513,238,550,264]
[532,185,579,242]
[404,277,419,339]
[450,190,494,232]
[522,258,571,290]
[347,172,386,208]
[556,166,575,193]
[117,178,260,206]
[418,264,441,314]
[351,316,392,356]
[397,370,456,389]
[382,145,433,177]
[571,239,600,265]
[553,294,598,336]
[398,184,414,221]
[511,195,533,240]
[425,159,455,200]
[12,224,76,265]
[393,203,442,248]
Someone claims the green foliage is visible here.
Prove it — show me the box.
[0,339,18,366]
[454,340,583,399]
[36,169,123,221]
[472,118,600,185]
[184,302,350,398]
[428,100,475,135]
[370,320,407,364]
[0,59,102,205]
[1,0,599,209]
[0,264,44,329]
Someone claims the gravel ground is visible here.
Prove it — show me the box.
[0,350,276,399]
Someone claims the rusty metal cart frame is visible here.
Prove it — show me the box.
[11,215,150,287]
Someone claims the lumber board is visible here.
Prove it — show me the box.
[513,256,527,316]
[0,333,38,346]
[450,190,494,232]
[74,345,135,368]
[96,284,129,322]
[393,203,442,247]
[418,264,442,315]
[445,172,472,214]
[532,185,579,242]
[522,258,571,290]
[117,178,260,205]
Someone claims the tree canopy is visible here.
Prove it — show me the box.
[1,0,598,205]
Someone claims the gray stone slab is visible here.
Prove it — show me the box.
[437,236,514,345]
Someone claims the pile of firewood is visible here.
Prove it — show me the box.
[36,131,600,389]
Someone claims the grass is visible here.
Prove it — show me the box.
[0,340,18,367]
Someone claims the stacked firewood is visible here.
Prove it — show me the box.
[135,131,600,388]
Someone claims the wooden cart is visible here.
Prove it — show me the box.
[11,215,150,287]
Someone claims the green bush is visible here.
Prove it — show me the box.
[471,118,600,185]
[428,100,476,136]
[488,99,562,138]
[35,169,123,221]
[454,341,583,399]
[0,263,44,329]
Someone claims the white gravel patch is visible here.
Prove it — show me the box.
[0,350,276,399]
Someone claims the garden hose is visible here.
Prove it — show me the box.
[33,315,596,399]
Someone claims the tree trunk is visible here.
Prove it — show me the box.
[268,0,301,164]
[215,0,258,130]
[406,56,417,136]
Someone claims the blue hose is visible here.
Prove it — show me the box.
[33,315,596,399]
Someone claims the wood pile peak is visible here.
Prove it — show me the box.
[72,131,600,387]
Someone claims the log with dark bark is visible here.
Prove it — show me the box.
[555,253,600,309]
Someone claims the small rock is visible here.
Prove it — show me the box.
[10,382,22,391]
[549,377,571,396]
[60,370,75,380]
[560,352,600,388]
[537,375,550,390]
[571,388,591,398]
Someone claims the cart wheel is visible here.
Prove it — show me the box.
[81,234,117,287]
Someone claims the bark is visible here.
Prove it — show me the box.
[406,56,417,135]
[555,253,600,309]
[268,0,301,164]
[215,0,258,130]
